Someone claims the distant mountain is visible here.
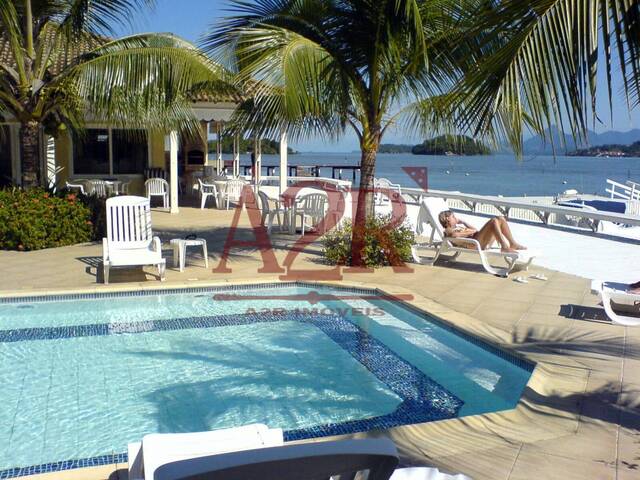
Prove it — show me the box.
[522,127,640,154]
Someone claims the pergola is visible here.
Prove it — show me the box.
[164,101,289,214]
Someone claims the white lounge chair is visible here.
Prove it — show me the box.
[143,437,470,480]
[128,424,284,480]
[591,280,640,326]
[102,196,165,284]
[411,197,535,277]
[145,178,170,209]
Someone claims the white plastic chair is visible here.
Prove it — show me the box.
[374,177,402,206]
[294,193,328,235]
[102,196,165,284]
[197,178,219,209]
[258,190,285,233]
[591,280,640,326]
[411,197,536,277]
[145,178,170,209]
[65,180,86,195]
[221,178,246,210]
[87,179,109,197]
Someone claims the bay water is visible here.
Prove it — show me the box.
[252,152,640,197]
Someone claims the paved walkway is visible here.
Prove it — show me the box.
[0,207,638,480]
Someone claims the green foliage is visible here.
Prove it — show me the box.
[0,187,93,251]
[412,135,491,155]
[208,138,296,155]
[378,144,414,154]
[322,216,415,268]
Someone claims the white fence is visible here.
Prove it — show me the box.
[400,187,640,233]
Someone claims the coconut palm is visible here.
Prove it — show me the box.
[0,0,233,187]
[455,0,640,153]
[207,0,467,264]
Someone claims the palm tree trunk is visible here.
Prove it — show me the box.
[351,144,378,267]
[20,121,41,188]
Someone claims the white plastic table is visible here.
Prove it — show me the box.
[169,238,209,272]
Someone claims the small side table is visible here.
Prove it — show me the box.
[170,238,209,272]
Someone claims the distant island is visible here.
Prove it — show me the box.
[209,138,297,155]
[379,143,413,153]
[412,135,491,155]
[569,141,640,157]
[379,135,491,155]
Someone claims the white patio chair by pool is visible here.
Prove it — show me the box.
[140,437,470,480]
[221,178,246,210]
[127,424,284,480]
[65,180,86,195]
[591,280,640,326]
[294,193,328,235]
[258,190,285,233]
[197,178,219,209]
[411,197,536,277]
[102,196,165,285]
[145,178,170,209]
[374,177,402,206]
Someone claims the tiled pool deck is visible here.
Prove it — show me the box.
[0,207,638,480]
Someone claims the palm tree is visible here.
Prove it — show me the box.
[454,0,640,153]
[206,0,465,264]
[0,0,232,187]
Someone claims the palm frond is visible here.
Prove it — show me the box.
[459,0,640,154]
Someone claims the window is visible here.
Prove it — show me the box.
[113,129,148,174]
[73,128,148,175]
[0,125,12,185]
[73,129,109,174]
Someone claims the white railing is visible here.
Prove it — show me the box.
[400,187,640,232]
[606,178,640,201]
[258,176,352,190]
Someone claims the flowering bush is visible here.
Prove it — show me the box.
[0,187,94,250]
[321,215,415,267]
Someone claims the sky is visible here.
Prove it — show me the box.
[115,0,640,152]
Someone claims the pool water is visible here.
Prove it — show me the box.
[0,284,533,476]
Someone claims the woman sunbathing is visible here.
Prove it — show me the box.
[438,210,527,253]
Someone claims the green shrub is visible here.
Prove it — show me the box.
[75,193,108,240]
[0,187,94,250]
[322,215,415,267]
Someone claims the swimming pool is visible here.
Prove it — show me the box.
[0,283,533,478]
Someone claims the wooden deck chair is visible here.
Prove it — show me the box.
[411,197,535,277]
[102,196,165,284]
[591,280,640,326]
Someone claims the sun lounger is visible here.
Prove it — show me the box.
[102,196,165,284]
[591,280,640,326]
[128,423,284,480]
[411,197,536,277]
[148,437,470,480]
